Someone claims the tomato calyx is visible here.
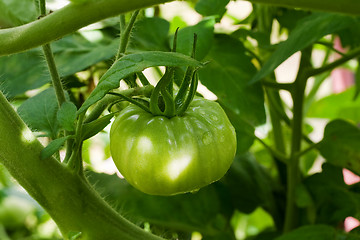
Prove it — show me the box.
[108,30,203,119]
[149,30,201,118]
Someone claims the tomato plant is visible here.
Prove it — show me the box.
[1,0,360,240]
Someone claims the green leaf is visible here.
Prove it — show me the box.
[0,0,37,27]
[78,51,203,114]
[0,49,49,98]
[199,34,266,126]
[0,34,118,98]
[225,108,255,154]
[129,17,170,52]
[17,88,62,138]
[86,171,228,235]
[275,225,336,240]
[40,135,73,160]
[57,102,77,132]
[82,114,114,140]
[319,119,360,175]
[251,13,354,83]
[221,154,276,214]
[53,35,119,77]
[307,87,360,122]
[232,208,275,240]
[275,9,310,32]
[195,0,230,18]
[304,164,359,225]
[338,18,360,48]
[175,18,215,61]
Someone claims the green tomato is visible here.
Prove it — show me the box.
[110,98,237,195]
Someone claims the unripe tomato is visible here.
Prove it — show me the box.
[110,98,236,195]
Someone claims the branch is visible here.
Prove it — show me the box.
[245,0,360,16]
[0,0,171,56]
[307,47,360,77]
[0,90,164,240]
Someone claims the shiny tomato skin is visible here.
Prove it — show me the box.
[110,98,236,195]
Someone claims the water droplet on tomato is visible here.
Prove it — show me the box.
[210,115,218,122]
[202,131,212,145]
[220,134,225,142]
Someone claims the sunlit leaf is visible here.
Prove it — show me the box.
[0,34,118,98]
[17,88,62,138]
[307,87,360,122]
[129,17,170,52]
[57,101,77,132]
[175,18,215,60]
[251,13,354,83]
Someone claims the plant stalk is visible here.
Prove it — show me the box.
[0,90,163,240]
[42,44,66,107]
[283,48,312,232]
[0,0,172,56]
[246,0,360,15]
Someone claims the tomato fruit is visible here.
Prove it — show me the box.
[110,97,237,195]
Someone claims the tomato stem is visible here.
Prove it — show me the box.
[37,0,72,162]
[107,92,151,113]
[84,86,153,123]
[117,10,140,59]
[283,47,312,232]
[137,72,151,86]
[37,0,66,107]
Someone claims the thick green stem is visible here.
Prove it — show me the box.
[0,90,163,240]
[1,0,359,56]
[0,0,171,56]
[245,0,360,15]
[283,48,312,232]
